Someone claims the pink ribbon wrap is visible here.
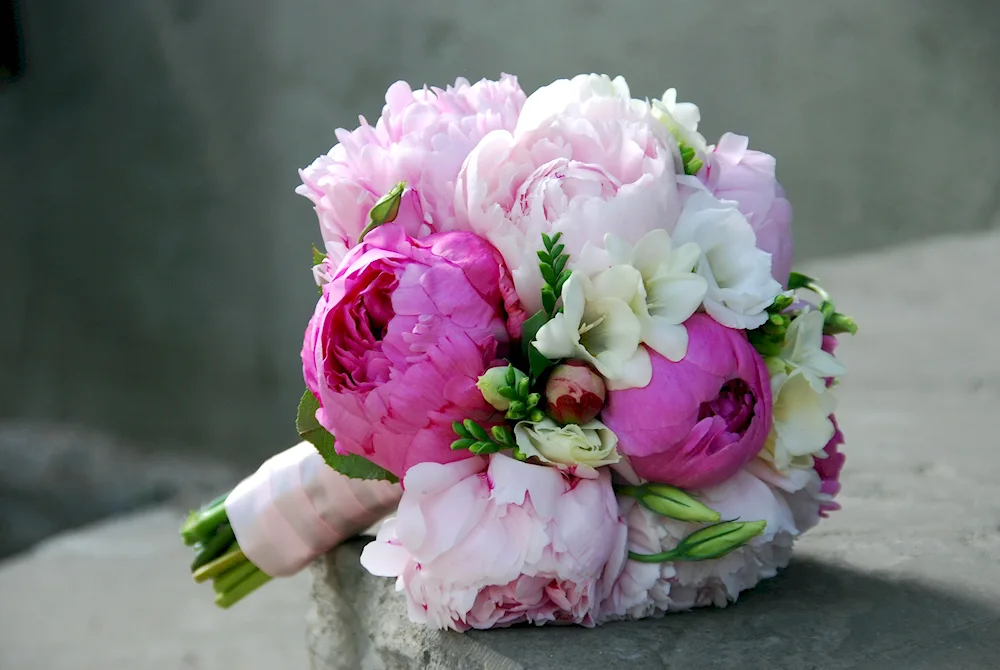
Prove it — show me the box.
[225,441,402,577]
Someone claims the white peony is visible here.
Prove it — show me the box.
[672,190,783,329]
[533,272,651,389]
[513,418,620,478]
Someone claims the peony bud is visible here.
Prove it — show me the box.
[545,361,606,425]
[476,366,526,411]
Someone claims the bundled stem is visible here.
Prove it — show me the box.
[181,492,270,608]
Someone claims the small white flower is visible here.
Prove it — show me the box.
[514,418,620,478]
[651,88,708,156]
[761,371,837,472]
[672,190,783,330]
[777,309,846,392]
[533,272,651,389]
[601,230,707,362]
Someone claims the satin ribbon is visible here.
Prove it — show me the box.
[225,441,402,577]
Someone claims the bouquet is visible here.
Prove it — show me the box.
[180,73,856,629]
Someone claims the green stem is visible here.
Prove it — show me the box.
[180,496,230,546]
[190,523,236,572]
[215,570,272,609]
[193,543,246,583]
[212,560,259,594]
[628,549,681,563]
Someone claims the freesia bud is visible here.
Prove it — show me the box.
[476,366,525,411]
[545,361,606,425]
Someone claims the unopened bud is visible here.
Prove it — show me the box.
[636,484,721,523]
[671,520,767,561]
[477,366,525,411]
[545,361,606,425]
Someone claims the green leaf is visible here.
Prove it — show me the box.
[296,390,398,482]
[311,245,327,267]
[529,343,556,379]
[520,310,550,360]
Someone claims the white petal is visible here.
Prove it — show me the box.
[641,316,689,362]
[629,229,674,279]
[645,273,707,324]
[591,265,643,304]
[605,346,652,390]
[534,312,580,360]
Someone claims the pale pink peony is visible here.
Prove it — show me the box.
[298,75,526,265]
[456,74,683,314]
[360,454,628,631]
[601,314,772,489]
[701,133,794,285]
[301,224,524,478]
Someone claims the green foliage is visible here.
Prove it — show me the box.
[451,418,516,456]
[296,390,398,482]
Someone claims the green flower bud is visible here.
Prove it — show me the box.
[477,366,526,411]
[672,520,766,561]
[636,484,722,523]
[358,182,406,241]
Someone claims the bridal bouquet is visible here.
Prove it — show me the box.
[181,73,856,629]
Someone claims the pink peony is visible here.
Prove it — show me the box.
[814,416,846,516]
[360,454,628,631]
[601,314,772,489]
[301,224,523,478]
[456,74,682,314]
[701,133,794,285]
[297,75,526,265]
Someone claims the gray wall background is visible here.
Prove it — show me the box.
[2,0,998,467]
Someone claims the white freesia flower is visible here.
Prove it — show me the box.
[513,418,620,478]
[672,190,783,329]
[597,230,707,362]
[776,309,846,392]
[651,88,708,156]
[762,371,837,472]
[533,272,651,390]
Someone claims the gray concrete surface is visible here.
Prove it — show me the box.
[2,1,998,465]
[305,230,1000,669]
[0,508,311,670]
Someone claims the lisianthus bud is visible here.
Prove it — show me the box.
[624,483,721,523]
[513,418,619,479]
[476,366,526,411]
[545,361,606,425]
[628,519,767,563]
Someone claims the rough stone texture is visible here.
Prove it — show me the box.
[2,0,998,465]
[307,231,1000,669]
[0,507,311,670]
[0,422,239,559]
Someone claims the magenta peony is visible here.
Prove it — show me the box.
[297,75,526,265]
[301,224,522,478]
[701,133,794,285]
[601,314,772,489]
[360,454,627,631]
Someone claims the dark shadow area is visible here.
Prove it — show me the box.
[472,557,1000,669]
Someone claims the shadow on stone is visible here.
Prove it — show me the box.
[475,557,1000,670]
[310,540,1000,670]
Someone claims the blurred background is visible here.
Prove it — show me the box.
[1,0,998,559]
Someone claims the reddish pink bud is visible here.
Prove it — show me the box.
[544,361,607,425]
